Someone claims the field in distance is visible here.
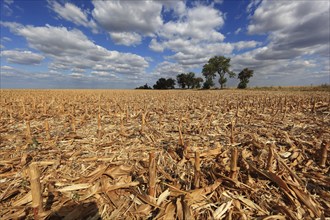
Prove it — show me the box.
[0,89,329,219]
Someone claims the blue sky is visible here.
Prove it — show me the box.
[1,0,329,88]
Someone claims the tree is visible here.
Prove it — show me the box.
[177,73,187,89]
[166,78,176,89]
[192,77,204,89]
[203,77,214,89]
[185,72,195,89]
[153,78,176,89]
[176,72,202,89]
[135,83,152,89]
[202,56,235,89]
[237,68,254,89]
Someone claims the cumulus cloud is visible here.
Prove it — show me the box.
[231,47,329,86]
[1,50,45,65]
[92,0,162,34]
[149,38,164,52]
[151,61,186,79]
[49,1,98,33]
[1,65,14,71]
[248,1,330,60]
[220,0,330,86]
[92,0,163,46]
[2,22,149,80]
[109,32,142,46]
[149,4,233,66]
[159,5,225,42]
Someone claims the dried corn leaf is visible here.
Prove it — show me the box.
[213,200,232,219]
[104,165,133,179]
[12,191,32,206]
[157,188,170,205]
[57,183,92,192]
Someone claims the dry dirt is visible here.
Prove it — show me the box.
[0,89,329,219]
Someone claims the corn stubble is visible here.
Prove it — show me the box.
[0,89,329,219]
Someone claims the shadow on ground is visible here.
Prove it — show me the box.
[46,201,101,220]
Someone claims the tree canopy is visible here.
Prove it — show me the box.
[177,72,203,89]
[153,78,176,89]
[237,68,254,89]
[202,56,235,89]
[135,83,152,89]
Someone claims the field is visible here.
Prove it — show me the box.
[0,89,329,219]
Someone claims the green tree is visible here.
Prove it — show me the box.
[192,77,204,89]
[202,56,235,89]
[153,78,175,89]
[185,72,195,89]
[166,78,176,89]
[176,72,202,89]
[177,73,187,89]
[203,77,214,89]
[237,68,254,89]
[135,83,152,89]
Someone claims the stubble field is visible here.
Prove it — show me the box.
[0,89,329,219]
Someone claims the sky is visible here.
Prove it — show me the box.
[0,0,329,89]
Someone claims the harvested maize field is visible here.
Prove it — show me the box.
[0,89,329,219]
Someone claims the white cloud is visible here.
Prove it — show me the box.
[2,22,149,80]
[233,41,260,50]
[92,0,163,45]
[2,0,14,16]
[159,5,224,42]
[92,0,163,34]
[109,32,142,46]
[2,50,45,65]
[2,37,12,42]
[247,0,329,60]
[234,28,241,35]
[149,38,164,52]
[149,4,232,66]
[1,65,14,70]
[49,1,98,33]
[151,61,186,79]
[228,0,330,86]
[246,0,262,14]
[231,47,329,86]
[69,73,84,78]
[91,71,119,79]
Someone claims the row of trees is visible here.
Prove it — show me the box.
[176,72,204,89]
[136,56,254,90]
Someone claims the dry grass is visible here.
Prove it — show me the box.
[0,89,329,219]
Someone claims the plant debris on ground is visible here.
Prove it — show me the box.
[0,89,329,219]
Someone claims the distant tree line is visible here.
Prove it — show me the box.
[136,55,254,90]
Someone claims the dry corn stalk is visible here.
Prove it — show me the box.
[267,144,274,171]
[230,118,235,144]
[320,140,328,167]
[193,151,201,189]
[28,163,43,219]
[149,152,156,197]
[230,147,238,180]
[97,113,102,138]
[140,112,146,133]
[71,116,76,133]
[26,120,32,141]
[178,123,184,147]
[44,120,51,140]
